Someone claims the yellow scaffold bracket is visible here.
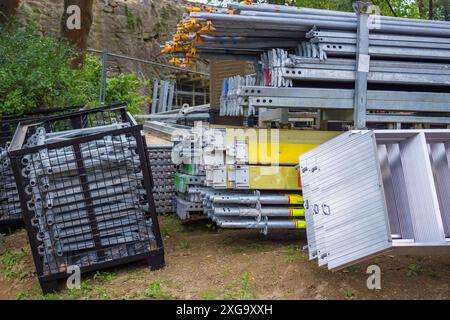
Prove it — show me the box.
[200,20,216,33]
[192,33,204,44]
[181,58,196,67]
[186,6,201,13]
[169,57,182,66]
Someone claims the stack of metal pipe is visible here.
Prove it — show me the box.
[163,3,450,63]
[202,189,305,234]
[148,144,176,214]
[164,2,450,126]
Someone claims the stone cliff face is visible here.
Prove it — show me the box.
[18,0,181,74]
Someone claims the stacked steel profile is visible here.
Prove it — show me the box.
[148,144,176,214]
[164,2,450,127]
[170,122,339,232]
[8,106,164,293]
[0,106,83,232]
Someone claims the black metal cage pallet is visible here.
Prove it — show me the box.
[1,106,84,233]
[8,105,165,293]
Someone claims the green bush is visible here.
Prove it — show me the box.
[105,73,150,115]
[0,22,150,117]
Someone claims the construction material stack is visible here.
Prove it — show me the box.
[171,122,339,233]
[0,106,83,232]
[148,144,176,214]
[8,106,164,293]
[163,2,450,127]
[172,123,207,220]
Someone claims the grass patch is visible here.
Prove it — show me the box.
[222,272,255,300]
[344,288,354,300]
[178,241,190,249]
[202,292,217,300]
[93,271,116,283]
[145,279,172,299]
[0,249,29,279]
[284,244,305,263]
[162,228,171,237]
[241,271,252,299]
[406,264,423,277]
[97,288,111,300]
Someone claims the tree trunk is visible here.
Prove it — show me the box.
[0,0,20,24]
[416,0,427,19]
[61,0,94,68]
[429,0,433,19]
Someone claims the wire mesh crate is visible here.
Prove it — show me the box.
[8,105,164,293]
[1,106,84,233]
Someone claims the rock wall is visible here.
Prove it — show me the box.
[18,0,181,75]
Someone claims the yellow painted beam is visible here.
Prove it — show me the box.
[226,129,339,165]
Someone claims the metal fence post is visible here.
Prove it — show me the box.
[353,2,370,129]
[151,79,159,114]
[99,52,109,103]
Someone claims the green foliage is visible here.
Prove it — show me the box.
[0,249,28,279]
[406,264,423,277]
[93,271,116,283]
[344,288,354,299]
[125,5,143,31]
[0,22,150,117]
[284,244,305,262]
[105,73,150,115]
[178,240,191,249]
[0,23,88,116]
[145,279,173,299]
[203,292,217,300]
[241,271,251,299]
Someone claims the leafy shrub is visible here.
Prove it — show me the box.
[0,22,150,117]
[105,73,150,115]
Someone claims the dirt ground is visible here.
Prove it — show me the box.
[0,215,449,300]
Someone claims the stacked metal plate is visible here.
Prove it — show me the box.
[8,106,165,293]
[300,130,450,270]
[148,144,176,214]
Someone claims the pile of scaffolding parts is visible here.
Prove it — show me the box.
[164,2,450,127]
[0,106,83,232]
[6,105,165,293]
[160,121,338,233]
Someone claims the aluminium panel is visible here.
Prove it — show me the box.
[300,131,392,270]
